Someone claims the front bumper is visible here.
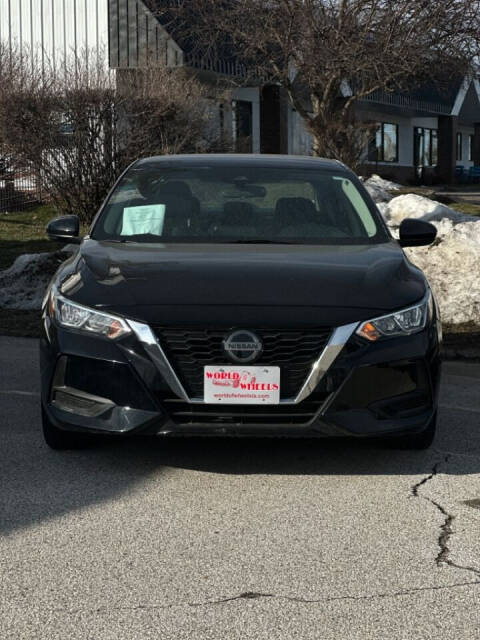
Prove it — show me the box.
[40,314,441,439]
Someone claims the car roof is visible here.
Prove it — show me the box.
[134,154,349,172]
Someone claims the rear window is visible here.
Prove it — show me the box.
[92,165,387,245]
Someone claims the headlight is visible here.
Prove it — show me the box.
[49,289,131,340]
[356,292,432,341]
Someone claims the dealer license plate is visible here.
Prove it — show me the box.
[204,366,280,404]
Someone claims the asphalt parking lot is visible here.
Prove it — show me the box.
[1,336,480,639]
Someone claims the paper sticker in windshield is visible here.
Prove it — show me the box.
[121,204,166,236]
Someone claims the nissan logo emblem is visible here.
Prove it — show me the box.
[223,330,263,364]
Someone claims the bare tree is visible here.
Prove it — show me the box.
[161,0,480,168]
[0,47,227,223]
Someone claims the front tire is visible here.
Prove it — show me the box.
[41,405,97,450]
[387,411,437,450]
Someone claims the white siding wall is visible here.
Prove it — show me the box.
[288,108,313,156]
[458,125,475,168]
[0,0,109,70]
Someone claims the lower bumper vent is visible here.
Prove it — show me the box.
[161,391,330,427]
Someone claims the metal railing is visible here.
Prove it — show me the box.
[0,158,42,212]
[184,53,248,78]
[360,90,452,115]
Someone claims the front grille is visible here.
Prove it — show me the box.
[153,327,332,399]
[161,391,330,426]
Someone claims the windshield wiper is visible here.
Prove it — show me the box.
[106,234,163,243]
[226,239,299,245]
[103,237,300,245]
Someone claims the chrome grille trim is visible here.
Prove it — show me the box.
[128,320,190,402]
[128,320,359,406]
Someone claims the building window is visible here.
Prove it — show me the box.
[368,122,398,163]
[456,132,463,161]
[414,127,438,167]
[469,134,474,162]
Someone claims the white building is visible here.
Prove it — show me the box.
[0,0,109,69]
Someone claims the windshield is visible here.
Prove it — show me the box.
[92,165,387,245]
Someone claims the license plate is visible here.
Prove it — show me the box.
[204,365,280,404]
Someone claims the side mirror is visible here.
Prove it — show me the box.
[399,218,437,247]
[46,215,81,244]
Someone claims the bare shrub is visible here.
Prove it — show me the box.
[0,47,225,223]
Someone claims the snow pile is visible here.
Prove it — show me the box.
[365,174,402,192]
[364,182,392,203]
[363,174,401,203]
[0,252,60,310]
[380,193,471,227]
[406,220,480,327]
[375,201,390,220]
[363,175,394,204]
[360,175,480,326]
[374,193,480,326]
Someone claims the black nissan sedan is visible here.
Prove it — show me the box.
[40,154,442,450]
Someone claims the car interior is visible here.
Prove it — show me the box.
[99,174,376,241]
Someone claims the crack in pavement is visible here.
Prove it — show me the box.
[187,581,480,607]
[412,455,480,578]
[41,580,480,617]
[412,460,442,497]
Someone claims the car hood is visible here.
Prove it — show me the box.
[58,240,426,327]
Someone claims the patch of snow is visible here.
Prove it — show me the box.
[0,252,61,310]
[375,201,390,219]
[362,174,402,204]
[363,183,393,204]
[372,189,480,326]
[365,174,402,192]
[380,193,471,227]
[375,191,480,326]
[406,220,480,327]
[428,218,456,240]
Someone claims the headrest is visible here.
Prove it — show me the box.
[274,197,317,227]
[156,181,194,199]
